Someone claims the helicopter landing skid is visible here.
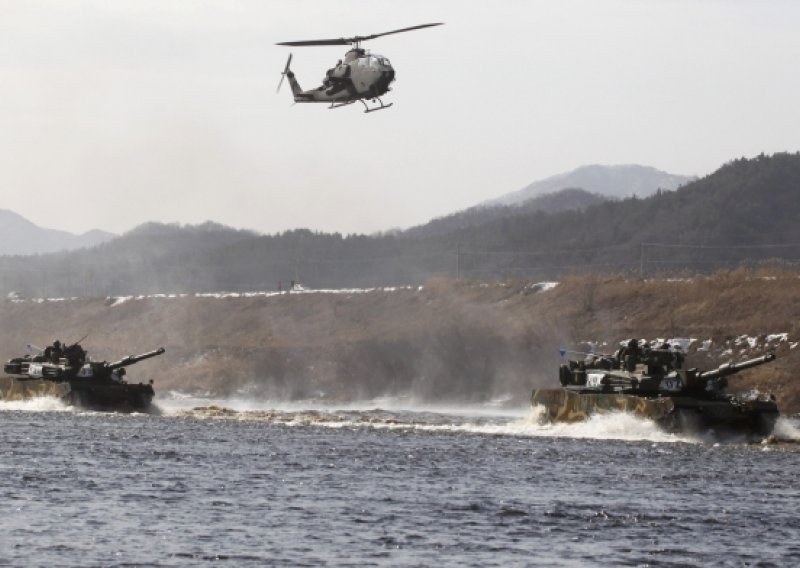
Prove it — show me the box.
[361,98,393,113]
[327,99,392,113]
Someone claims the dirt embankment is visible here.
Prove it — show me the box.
[2,269,799,412]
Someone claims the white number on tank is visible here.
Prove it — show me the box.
[77,365,94,378]
[586,373,606,388]
[659,377,683,392]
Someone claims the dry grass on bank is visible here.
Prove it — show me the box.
[2,269,799,412]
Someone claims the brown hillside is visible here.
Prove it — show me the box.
[1,269,798,413]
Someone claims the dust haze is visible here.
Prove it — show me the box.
[0,281,568,409]
[2,273,799,412]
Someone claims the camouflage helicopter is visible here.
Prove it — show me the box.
[276,23,443,113]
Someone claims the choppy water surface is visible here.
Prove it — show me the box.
[2,396,800,567]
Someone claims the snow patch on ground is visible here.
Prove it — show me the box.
[568,333,793,364]
[17,281,557,306]
[529,281,558,292]
[766,333,788,343]
[99,287,414,305]
[697,339,713,351]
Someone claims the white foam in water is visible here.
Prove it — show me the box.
[156,392,529,418]
[277,408,695,444]
[0,397,70,412]
[773,417,800,440]
[524,407,697,443]
[157,393,365,414]
[376,407,697,444]
[161,391,695,444]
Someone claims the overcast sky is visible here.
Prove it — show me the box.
[1,0,799,236]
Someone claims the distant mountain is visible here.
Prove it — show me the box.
[445,152,800,277]
[404,188,607,239]
[0,209,116,256]
[485,164,696,206]
[2,153,799,296]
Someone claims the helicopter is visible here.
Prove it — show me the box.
[276,23,443,113]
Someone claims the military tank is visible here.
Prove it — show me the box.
[1,340,165,412]
[531,340,779,439]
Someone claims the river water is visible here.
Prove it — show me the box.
[2,395,799,567]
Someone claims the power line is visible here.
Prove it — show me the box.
[642,242,800,250]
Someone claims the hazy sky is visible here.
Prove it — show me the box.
[1,0,799,236]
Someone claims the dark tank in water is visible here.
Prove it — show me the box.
[1,340,165,411]
[532,340,779,439]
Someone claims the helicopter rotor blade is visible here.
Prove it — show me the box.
[276,22,443,47]
[277,52,293,93]
[350,22,444,43]
[275,38,351,47]
[277,38,351,47]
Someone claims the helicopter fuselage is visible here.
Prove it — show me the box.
[286,48,395,104]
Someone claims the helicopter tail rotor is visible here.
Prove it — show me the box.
[277,52,293,93]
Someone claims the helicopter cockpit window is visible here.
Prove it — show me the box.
[379,58,391,67]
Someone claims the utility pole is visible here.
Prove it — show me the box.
[639,242,645,279]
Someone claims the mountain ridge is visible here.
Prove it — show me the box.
[484,164,696,207]
[403,188,607,239]
[0,209,116,256]
[1,153,797,296]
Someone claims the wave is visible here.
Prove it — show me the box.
[158,392,695,444]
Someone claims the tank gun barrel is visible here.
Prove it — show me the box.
[106,347,165,370]
[698,352,775,381]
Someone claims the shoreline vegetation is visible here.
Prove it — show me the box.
[2,269,799,414]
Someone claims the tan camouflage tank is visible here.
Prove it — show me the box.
[0,377,71,401]
[531,341,779,438]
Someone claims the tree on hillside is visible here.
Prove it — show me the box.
[2,153,800,296]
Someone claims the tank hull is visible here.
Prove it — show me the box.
[532,388,778,438]
[0,376,155,412]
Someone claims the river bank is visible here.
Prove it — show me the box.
[2,270,798,412]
